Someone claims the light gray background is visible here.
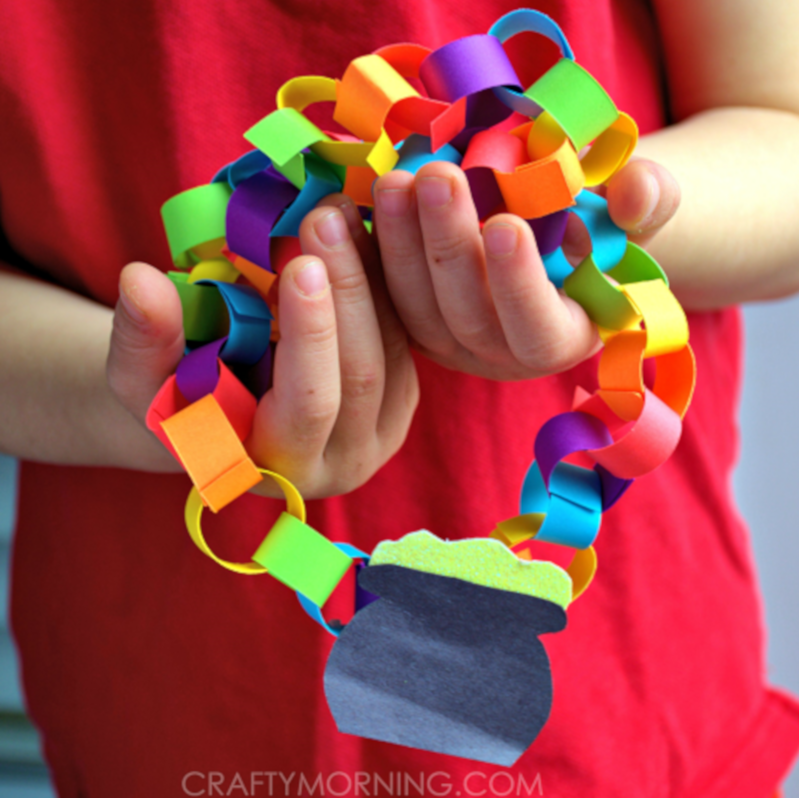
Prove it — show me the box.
[0,300,796,796]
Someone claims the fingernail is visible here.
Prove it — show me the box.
[637,171,661,230]
[377,187,412,217]
[416,176,453,209]
[119,281,148,324]
[484,223,518,257]
[314,210,349,248]
[294,259,329,297]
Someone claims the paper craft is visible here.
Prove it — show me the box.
[324,559,567,766]
[143,8,697,765]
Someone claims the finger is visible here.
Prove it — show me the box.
[483,214,599,376]
[319,193,419,458]
[373,169,460,359]
[248,256,339,485]
[606,158,681,247]
[107,262,185,421]
[299,205,386,454]
[413,162,509,358]
[316,193,377,269]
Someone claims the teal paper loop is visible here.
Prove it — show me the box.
[296,543,370,637]
[520,461,602,549]
[571,190,627,271]
[212,149,271,189]
[271,154,343,237]
[395,134,462,175]
[542,248,573,288]
[195,280,273,366]
[488,9,574,117]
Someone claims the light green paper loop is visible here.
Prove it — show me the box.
[167,272,227,342]
[161,183,232,266]
[524,59,619,150]
[563,254,639,330]
[606,241,669,286]
[252,512,353,607]
[244,108,331,188]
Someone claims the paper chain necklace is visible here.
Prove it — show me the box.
[145,9,695,766]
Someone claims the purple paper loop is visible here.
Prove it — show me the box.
[534,411,613,488]
[529,211,569,256]
[226,170,299,272]
[594,464,634,511]
[176,337,227,403]
[419,35,522,104]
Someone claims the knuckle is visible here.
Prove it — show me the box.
[341,366,382,401]
[426,233,472,271]
[329,268,370,303]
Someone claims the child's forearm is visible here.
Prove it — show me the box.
[637,106,799,310]
[0,268,178,469]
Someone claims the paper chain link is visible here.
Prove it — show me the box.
[146,8,695,633]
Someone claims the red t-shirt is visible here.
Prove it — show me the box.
[2,0,798,796]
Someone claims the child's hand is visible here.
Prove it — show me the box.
[107,195,419,499]
[371,159,680,381]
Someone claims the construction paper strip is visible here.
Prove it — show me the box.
[296,543,371,636]
[312,128,400,175]
[162,394,262,512]
[580,112,638,187]
[226,171,299,273]
[146,362,257,459]
[335,54,419,142]
[277,75,338,111]
[564,254,641,330]
[595,464,633,511]
[566,546,596,600]
[252,513,354,607]
[488,8,574,58]
[212,149,272,189]
[622,280,689,358]
[534,411,614,487]
[488,11,573,118]
[653,344,696,418]
[167,272,227,342]
[395,135,462,175]
[161,183,232,267]
[374,43,431,80]
[184,467,306,574]
[389,96,467,152]
[520,461,602,549]
[607,240,669,285]
[195,281,272,366]
[577,388,683,479]
[187,259,240,284]
[598,329,647,394]
[495,156,577,219]
[571,190,628,270]
[524,59,619,151]
[228,254,278,297]
[529,210,568,255]
[271,154,343,237]
[176,339,227,403]
[232,345,273,400]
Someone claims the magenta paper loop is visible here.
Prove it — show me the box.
[419,35,522,104]
[176,338,227,403]
[534,411,614,488]
[226,170,299,272]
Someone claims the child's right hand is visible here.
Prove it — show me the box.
[106,196,419,500]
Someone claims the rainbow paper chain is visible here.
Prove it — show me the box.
[145,8,695,635]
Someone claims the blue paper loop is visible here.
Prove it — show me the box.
[395,135,462,175]
[296,543,370,637]
[212,149,272,189]
[520,461,602,549]
[195,281,273,366]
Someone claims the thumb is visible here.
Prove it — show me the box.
[107,261,185,422]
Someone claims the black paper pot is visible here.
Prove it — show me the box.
[324,564,567,766]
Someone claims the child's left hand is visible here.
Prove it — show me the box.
[368,159,680,381]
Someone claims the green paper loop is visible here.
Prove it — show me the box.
[563,254,639,330]
[524,59,619,150]
[167,272,227,342]
[252,512,353,607]
[607,241,669,286]
[161,183,232,266]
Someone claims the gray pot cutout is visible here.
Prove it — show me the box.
[324,564,567,766]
